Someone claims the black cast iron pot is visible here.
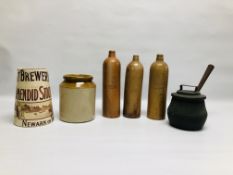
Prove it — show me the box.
[167,64,214,131]
[168,85,207,130]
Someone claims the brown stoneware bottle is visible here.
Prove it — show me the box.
[103,50,121,118]
[147,54,169,120]
[123,55,143,118]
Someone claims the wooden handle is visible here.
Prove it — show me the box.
[196,64,215,92]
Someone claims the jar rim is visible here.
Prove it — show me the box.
[63,74,93,82]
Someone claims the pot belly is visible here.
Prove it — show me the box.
[167,99,207,131]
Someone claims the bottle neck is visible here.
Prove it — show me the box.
[108,50,116,57]
[156,54,164,62]
[132,55,139,62]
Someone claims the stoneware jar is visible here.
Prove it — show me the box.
[167,85,207,131]
[14,68,54,128]
[60,74,96,123]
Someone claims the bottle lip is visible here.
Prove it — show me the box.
[132,55,139,61]
[63,74,93,82]
[156,54,164,61]
[108,50,116,57]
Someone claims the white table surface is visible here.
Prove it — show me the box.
[0,96,233,175]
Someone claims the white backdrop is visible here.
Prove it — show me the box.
[0,0,233,99]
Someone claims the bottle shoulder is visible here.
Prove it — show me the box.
[150,61,168,70]
[104,57,120,64]
[127,61,144,70]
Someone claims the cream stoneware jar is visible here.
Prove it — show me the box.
[59,74,96,123]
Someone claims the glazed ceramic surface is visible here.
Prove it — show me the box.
[123,55,143,118]
[103,50,121,118]
[147,55,169,120]
[14,68,53,127]
[60,74,96,123]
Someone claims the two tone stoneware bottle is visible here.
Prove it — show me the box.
[123,55,144,118]
[103,50,121,118]
[147,54,169,120]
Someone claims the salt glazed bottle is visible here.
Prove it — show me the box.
[147,54,169,120]
[103,50,121,118]
[123,55,144,118]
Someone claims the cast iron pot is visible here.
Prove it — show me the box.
[167,64,214,131]
[167,85,207,131]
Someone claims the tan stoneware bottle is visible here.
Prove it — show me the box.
[103,50,121,118]
[123,55,144,118]
[147,54,169,120]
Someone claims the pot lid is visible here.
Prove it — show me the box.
[172,85,206,100]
